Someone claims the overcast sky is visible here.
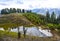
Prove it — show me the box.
[0,0,60,10]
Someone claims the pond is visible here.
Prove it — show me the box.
[0,26,53,37]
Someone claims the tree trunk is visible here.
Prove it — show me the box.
[23,26,27,38]
[18,27,21,39]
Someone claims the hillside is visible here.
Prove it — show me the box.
[0,13,60,41]
[0,13,34,28]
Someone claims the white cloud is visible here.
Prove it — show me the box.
[0,0,60,10]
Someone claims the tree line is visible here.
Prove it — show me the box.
[23,11,60,30]
[45,11,60,24]
[1,8,32,14]
[45,11,60,30]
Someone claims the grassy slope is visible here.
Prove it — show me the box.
[0,30,55,41]
[0,13,33,28]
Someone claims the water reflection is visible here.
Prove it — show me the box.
[0,26,53,37]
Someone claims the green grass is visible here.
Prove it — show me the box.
[0,30,18,38]
[0,30,34,38]
[0,30,59,41]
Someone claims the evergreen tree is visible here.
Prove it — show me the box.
[22,9,25,13]
[1,9,5,14]
[9,8,13,13]
[46,11,50,23]
[17,9,21,13]
[1,8,9,14]
[29,10,32,13]
[57,14,60,24]
[13,8,16,13]
[51,12,56,24]
[26,10,32,13]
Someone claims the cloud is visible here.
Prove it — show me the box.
[0,3,8,6]
[16,1,23,4]
[0,0,60,10]
[0,0,12,2]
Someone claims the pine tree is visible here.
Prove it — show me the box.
[13,8,16,13]
[1,8,10,14]
[46,11,50,23]
[51,12,56,24]
[22,9,25,13]
[57,14,60,24]
[17,9,21,13]
[9,8,13,13]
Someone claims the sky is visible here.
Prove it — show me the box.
[0,0,60,10]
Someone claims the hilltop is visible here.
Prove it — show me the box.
[0,13,34,27]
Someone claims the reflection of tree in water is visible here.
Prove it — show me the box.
[0,14,34,39]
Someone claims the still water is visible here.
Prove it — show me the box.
[0,26,53,37]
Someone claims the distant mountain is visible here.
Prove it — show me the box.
[32,8,60,15]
